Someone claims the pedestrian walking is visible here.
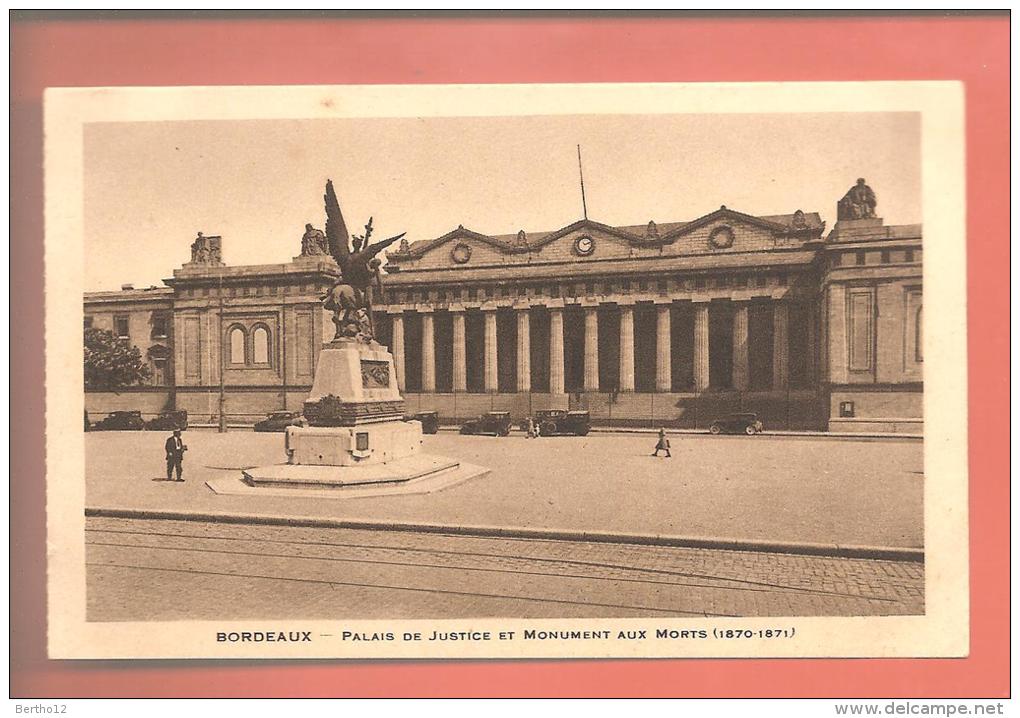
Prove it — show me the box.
[652,427,671,457]
[525,416,538,439]
[165,429,188,481]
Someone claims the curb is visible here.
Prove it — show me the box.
[588,428,923,441]
[85,506,924,563]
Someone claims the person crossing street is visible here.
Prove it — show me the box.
[652,427,671,458]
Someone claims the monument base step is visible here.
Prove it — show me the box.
[243,453,458,489]
[207,455,488,500]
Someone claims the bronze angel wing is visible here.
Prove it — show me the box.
[323,180,351,272]
[359,231,407,261]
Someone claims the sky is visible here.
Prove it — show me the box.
[83,112,920,291]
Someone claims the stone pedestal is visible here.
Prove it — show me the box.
[224,337,488,499]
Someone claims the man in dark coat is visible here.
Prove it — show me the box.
[652,427,671,458]
[165,429,187,481]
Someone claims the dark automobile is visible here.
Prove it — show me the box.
[145,410,188,431]
[92,410,145,431]
[709,412,763,436]
[528,409,591,436]
[254,411,304,432]
[459,411,513,436]
[404,411,440,435]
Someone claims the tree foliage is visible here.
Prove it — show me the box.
[84,327,151,391]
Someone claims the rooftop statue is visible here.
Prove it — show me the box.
[301,223,328,256]
[837,178,877,220]
[321,180,406,342]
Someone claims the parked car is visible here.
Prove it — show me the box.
[92,410,145,431]
[459,411,513,436]
[254,411,304,432]
[709,412,763,435]
[404,411,440,435]
[145,410,188,431]
[526,409,591,436]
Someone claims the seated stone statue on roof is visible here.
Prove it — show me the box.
[837,178,877,221]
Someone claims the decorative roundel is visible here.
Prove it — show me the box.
[451,242,472,264]
[574,235,596,256]
[708,225,735,249]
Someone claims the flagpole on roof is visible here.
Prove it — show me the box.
[577,144,588,220]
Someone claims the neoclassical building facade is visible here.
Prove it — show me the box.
[84,183,923,432]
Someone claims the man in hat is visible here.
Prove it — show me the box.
[164,429,188,482]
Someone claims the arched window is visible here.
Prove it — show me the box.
[229,326,246,364]
[252,325,270,365]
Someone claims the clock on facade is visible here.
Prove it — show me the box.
[708,226,735,249]
[451,242,472,264]
[574,235,595,256]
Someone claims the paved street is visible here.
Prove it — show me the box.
[87,516,923,621]
[86,430,923,547]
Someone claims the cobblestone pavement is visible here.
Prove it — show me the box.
[86,517,924,621]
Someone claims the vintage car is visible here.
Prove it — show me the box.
[404,411,440,435]
[144,410,189,431]
[708,412,764,435]
[92,410,145,431]
[253,411,305,433]
[459,411,513,436]
[525,409,591,437]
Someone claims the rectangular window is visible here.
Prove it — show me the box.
[550,285,560,298]
[151,315,169,339]
[114,315,130,338]
[437,290,447,301]
[518,284,527,297]
[468,288,477,301]
[637,279,647,291]
[500,285,509,298]
[657,280,668,292]
[621,279,631,291]
[778,274,788,286]
[881,250,891,264]
[585,282,595,296]
[84,316,93,330]
[695,278,706,290]
[905,249,915,263]
[755,276,767,288]
[856,251,867,266]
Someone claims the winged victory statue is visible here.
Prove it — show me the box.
[321,179,406,342]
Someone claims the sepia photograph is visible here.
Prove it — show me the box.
[45,81,967,660]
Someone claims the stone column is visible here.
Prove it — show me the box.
[452,309,467,392]
[773,300,789,391]
[655,303,672,392]
[732,303,749,391]
[549,307,565,394]
[694,303,710,392]
[420,311,435,393]
[516,308,531,392]
[583,306,599,392]
[390,312,405,392]
[618,304,635,392]
[484,309,498,392]
[804,303,817,385]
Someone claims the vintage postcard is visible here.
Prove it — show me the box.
[45,81,966,660]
